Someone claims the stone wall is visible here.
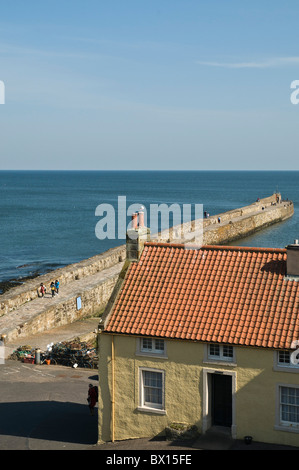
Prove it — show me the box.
[203,201,294,245]
[4,270,120,343]
[155,193,293,245]
[0,244,126,318]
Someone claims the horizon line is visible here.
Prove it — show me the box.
[0,169,298,172]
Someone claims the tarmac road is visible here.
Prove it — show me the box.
[0,359,99,450]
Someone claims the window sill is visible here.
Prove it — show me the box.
[203,359,237,367]
[274,424,299,434]
[273,365,299,373]
[136,352,168,359]
[137,406,167,415]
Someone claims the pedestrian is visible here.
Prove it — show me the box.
[50,282,55,298]
[40,283,45,297]
[87,384,98,416]
[218,217,221,224]
[55,279,60,294]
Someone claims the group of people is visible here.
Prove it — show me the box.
[39,279,60,298]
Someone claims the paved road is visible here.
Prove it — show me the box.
[0,359,99,450]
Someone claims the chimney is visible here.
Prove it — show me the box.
[286,240,299,277]
[126,211,150,261]
[139,210,145,228]
[131,212,138,229]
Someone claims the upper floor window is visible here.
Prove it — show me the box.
[208,344,234,362]
[277,350,299,369]
[137,337,167,357]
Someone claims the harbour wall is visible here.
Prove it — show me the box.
[5,272,120,342]
[0,193,294,343]
[0,245,126,318]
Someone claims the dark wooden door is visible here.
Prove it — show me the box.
[211,374,232,427]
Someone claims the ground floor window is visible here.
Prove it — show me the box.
[280,386,299,425]
[139,368,165,411]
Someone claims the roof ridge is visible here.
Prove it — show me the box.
[144,242,286,254]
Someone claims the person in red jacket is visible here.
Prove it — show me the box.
[87,384,97,416]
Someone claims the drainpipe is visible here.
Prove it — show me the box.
[111,335,115,442]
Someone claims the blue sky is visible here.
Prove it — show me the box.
[0,0,299,170]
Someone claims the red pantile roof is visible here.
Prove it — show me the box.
[104,243,299,349]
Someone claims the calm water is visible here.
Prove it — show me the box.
[0,171,298,286]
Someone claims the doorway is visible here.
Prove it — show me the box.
[211,373,232,427]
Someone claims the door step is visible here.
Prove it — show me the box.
[192,427,233,450]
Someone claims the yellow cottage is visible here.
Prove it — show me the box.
[97,220,299,447]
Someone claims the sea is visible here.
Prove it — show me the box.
[0,170,298,291]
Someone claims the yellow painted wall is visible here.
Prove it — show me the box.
[235,347,299,447]
[97,333,299,447]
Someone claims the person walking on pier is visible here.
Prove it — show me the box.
[55,279,60,295]
[40,283,45,297]
[50,282,55,298]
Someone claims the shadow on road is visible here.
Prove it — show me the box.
[0,400,98,446]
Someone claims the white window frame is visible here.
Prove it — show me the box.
[136,337,167,358]
[138,367,166,414]
[275,384,299,432]
[274,350,299,373]
[206,343,235,363]
[278,350,292,366]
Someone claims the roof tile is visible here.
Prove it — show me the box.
[104,243,299,350]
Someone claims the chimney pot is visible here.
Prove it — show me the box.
[138,211,144,228]
[131,213,138,230]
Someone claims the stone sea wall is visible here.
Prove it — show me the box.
[203,200,293,245]
[0,245,126,318]
[5,273,120,342]
[156,193,293,244]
